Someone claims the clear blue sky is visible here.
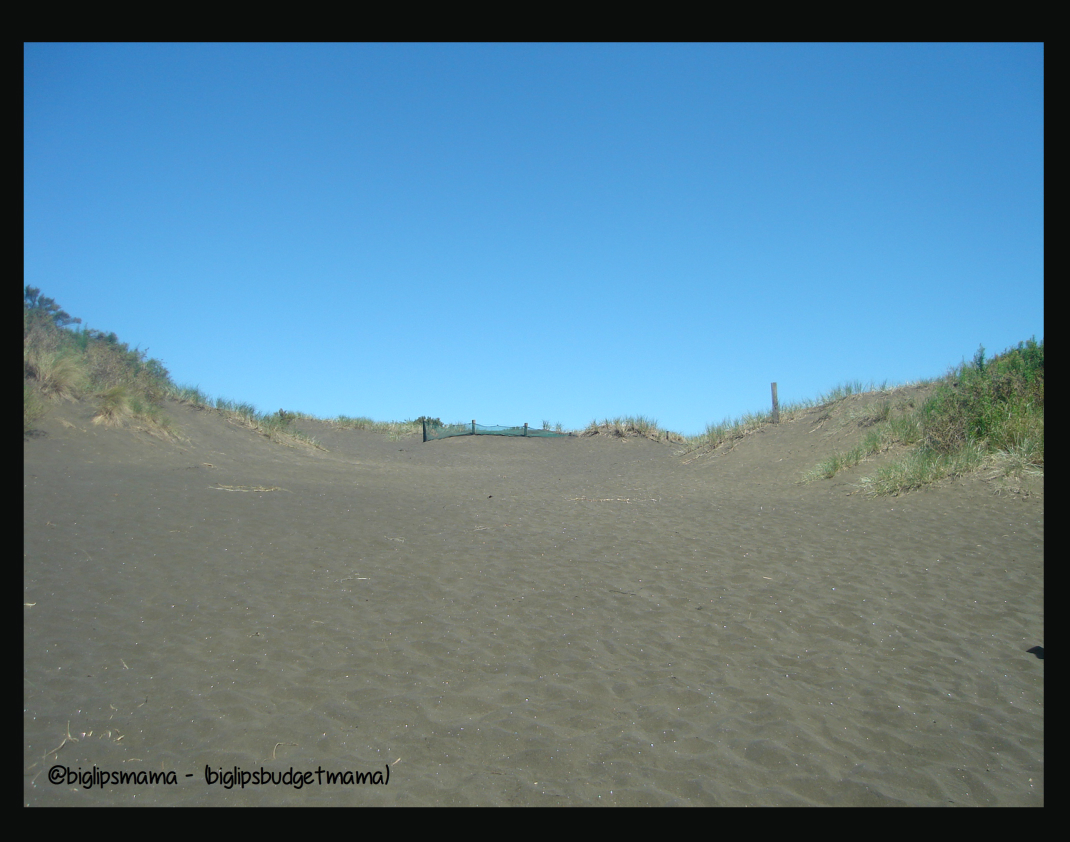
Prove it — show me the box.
[24,43,1043,435]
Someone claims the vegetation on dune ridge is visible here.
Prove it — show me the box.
[25,288,1042,495]
[670,340,1042,496]
[794,340,1043,495]
[167,387,327,449]
[671,383,881,460]
[24,287,315,447]
[582,415,684,443]
[23,286,430,447]
[849,339,1043,495]
[323,415,427,441]
[24,287,177,438]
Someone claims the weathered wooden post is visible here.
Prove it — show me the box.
[524,422,528,436]
[422,418,427,442]
[771,382,780,424]
[472,420,476,436]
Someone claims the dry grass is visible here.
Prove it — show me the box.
[92,385,133,427]
[583,415,681,442]
[24,349,87,402]
[24,382,47,433]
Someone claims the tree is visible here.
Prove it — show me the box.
[24,286,82,330]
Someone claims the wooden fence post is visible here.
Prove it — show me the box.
[771,382,780,424]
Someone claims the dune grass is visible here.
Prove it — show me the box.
[801,386,931,481]
[168,388,326,449]
[673,380,906,459]
[91,385,133,427]
[804,339,1043,495]
[23,287,312,447]
[24,288,1043,494]
[24,348,88,403]
[23,382,47,434]
[583,415,684,443]
[331,415,424,439]
[24,287,176,437]
[675,340,1041,496]
[675,396,818,459]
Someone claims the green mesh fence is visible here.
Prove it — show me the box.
[423,420,571,442]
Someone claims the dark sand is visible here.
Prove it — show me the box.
[24,393,1043,805]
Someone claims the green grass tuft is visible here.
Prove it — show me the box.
[802,338,1042,494]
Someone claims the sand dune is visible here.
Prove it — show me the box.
[24,394,1043,805]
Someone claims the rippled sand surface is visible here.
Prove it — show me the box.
[24,396,1043,805]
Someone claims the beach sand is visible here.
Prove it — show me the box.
[24,393,1043,805]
